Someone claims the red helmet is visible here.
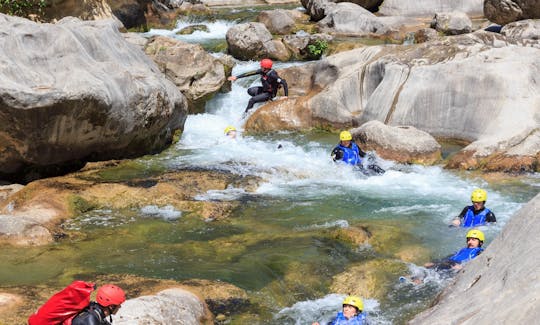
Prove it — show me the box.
[260,58,273,69]
[96,284,126,307]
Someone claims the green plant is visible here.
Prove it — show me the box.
[0,0,46,16]
[307,39,328,59]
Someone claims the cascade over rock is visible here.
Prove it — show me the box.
[0,14,187,182]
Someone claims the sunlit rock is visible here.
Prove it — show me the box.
[352,121,442,165]
[379,0,484,17]
[113,288,206,324]
[257,9,297,35]
[430,11,472,35]
[226,22,291,61]
[501,19,540,40]
[0,15,187,182]
[144,36,228,113]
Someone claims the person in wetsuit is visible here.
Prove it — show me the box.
[331,130,385,175]
[425,229,485,271]
[72,284,126,325]
[451,188,496,227]
[228,58,288,116]
[312,295,368,325]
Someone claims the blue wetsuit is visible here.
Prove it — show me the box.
[328,311,368,325]
[449,247,484,263]
[459,206,496,227]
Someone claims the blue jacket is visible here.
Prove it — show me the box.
[462,206,492,227]
[449,247,483,263]
[328,311,368,325]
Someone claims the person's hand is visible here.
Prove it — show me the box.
[312,322,320,325]
[227,76,237,81]
[451,263,463,270]
[451,219,461,226]
[424,262,435,268]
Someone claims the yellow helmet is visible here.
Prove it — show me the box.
[224,126,237,135]
[342,295,363,311]
[471,188,487,202]
[340,131,353,141]
[466,229,485,242]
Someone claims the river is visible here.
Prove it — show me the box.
[2,9,539,325]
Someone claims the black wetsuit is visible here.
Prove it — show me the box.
[234,68,288,113]
[72,302,111,325]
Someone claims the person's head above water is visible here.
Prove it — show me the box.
[224,126,237,139]
[342,295,363,317]
[339,130,352,145]
[466,229,485,248]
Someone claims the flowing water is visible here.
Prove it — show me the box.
[3,11,540,325]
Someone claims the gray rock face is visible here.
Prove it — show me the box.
[485,0,540,25]
[113,288,207,324]
[431,11,473,35]
[318,2,389,34]
[378,0,484,17]
[501,19,540,40]
[144,36,228,112]
[411,193,540,324]
[257,9,296,35]
[0,15,187,181]
[353,121,441,164]
[226,22,291,61]
[301,0,332,21]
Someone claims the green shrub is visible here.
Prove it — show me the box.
[0,0,46,16]
[307,39,328,59]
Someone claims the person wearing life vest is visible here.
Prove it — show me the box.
[312,295,368,325]
[331,131,366,166]
[72,284,126,325]
[224,125,237,139]
[451,189,496,227]
[425,229,485,271]
[227,58,288,116]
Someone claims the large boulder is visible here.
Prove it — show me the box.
[0,15,187,182]
[411,193,540,324]
[226,22,291,61]
[257,9,297,35]
[430,11,473,35]
[484,0,540,26]
[108,0,150,30]
[378,0,484,17]
[317,2,408,35]
[113,288,208,324]
[144,36,228,113]
[38,0,115,22]
[352,121,442,165]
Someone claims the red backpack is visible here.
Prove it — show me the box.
[28,281,95,325]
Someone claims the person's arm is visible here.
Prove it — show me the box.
[451,206,469,226]
[331,147,344,162]
[228,69,262,81]
[357,145,366,158]
[486,211,496,223]
[278,76,288,96]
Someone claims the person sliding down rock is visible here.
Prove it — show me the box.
[228,58,288,118]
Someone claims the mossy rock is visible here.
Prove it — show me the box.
[330,258,408,299]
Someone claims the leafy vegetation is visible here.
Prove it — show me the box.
[0,0,46,16]
[307,39,328,59]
